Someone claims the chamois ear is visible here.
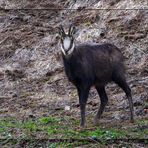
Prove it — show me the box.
[68,25,76,36]
[58,25,66,37]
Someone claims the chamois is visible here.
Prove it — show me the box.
[58,25,134,127]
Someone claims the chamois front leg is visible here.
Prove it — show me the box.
[77,86,90,127]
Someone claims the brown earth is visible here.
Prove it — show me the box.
[0,0,148,147]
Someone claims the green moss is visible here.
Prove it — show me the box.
[39,116,60,124]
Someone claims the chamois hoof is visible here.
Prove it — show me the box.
[130,118,134,123]
[75,125,87,131]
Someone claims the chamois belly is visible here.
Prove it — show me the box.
[91,61,113,86]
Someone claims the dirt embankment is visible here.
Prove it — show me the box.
[0,0,148,140]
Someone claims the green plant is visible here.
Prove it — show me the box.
[39,116,60,124]
[23,120,37,132]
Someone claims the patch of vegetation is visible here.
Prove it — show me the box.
[48,141,90,147]
[90,128,126,139]
[23,120,38,132]
[0,117,148,147]
[125,119,148,139]
[39,116,60,124]
[47,126,59,135]
[136,118,148,126]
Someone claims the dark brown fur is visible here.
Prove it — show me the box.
[62,43,134,127]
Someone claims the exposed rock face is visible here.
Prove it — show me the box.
[0,1,147,124]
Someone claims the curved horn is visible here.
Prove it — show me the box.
[68,24,73,35]
[59,25,66,36]
[68,24,76,36]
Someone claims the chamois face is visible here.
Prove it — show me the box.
[59,25,76,56]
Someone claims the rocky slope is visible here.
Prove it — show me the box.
[0,0,148,145]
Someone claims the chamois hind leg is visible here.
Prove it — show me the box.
[94,86,108,125]
[113,73,134,122]
[77,86,90,127]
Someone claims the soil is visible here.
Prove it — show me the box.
[0,0,148,147]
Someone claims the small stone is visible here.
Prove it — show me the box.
[65,105,70,111]
[113,112,120,120]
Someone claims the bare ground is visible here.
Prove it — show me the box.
[0,0,148,147]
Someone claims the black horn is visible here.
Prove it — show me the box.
[59,25,66,36]
[68,24,76,36]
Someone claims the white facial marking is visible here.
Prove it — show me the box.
[61,42,75,56]
[67,43,75,55]
[61,44,66,55]
[63,37,71,50]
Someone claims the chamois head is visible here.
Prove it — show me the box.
[58,25,76,56]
